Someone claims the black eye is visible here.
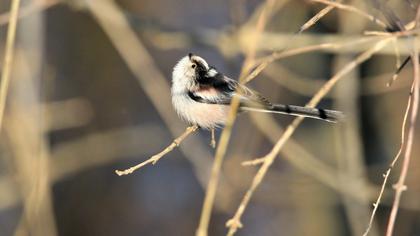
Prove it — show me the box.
[191,64,196,69]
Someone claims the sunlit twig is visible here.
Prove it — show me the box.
[363,82,414,236]
[298,4,336,33]
[308,0,387,29]
[226,38,393,236]
[196,1,279,235]
[385,19,420,236]
[0,0,21,132]
[115,125,199,176]
[0,0,58,26]
[210,128,216,148]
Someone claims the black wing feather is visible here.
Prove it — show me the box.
[191,68,271,108]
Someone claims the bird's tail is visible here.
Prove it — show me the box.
[241,104,344,123]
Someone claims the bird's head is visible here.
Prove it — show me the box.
[172,53,210,91]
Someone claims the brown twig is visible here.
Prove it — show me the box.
[362,81,414,236]
[210,128,216,148]
[385,35,420,236]
[199,2,275,236]
[0,0,58,26]
[308,0,387,29]
[226,38,393,236]
[115,125,199,176]
[244,1,339,83]
[247,36,380,83]
[243,35,400,166]
[298,4,336,33]
[363,10,420,236]
[0,0,21,132]
[386,38,402,87]
[196,1,278,235]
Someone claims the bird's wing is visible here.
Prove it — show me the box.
[189,74,271,108]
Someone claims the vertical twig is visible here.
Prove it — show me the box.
[210,128,216,148]
[6,4,58,234]
[362,82,414,236]
[332,8,378,234]
[195,1,278,235]
[0,0,58,26]
[384,6,420,236]
[226,38,393,236]
[385,33,420,236]
[0,0,21,132]
[308,0,387,28]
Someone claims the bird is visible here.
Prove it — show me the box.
[171,53,344,129]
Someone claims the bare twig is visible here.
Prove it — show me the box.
[308,0,387,29]
[0,0,58,26]
[362,82,414,236]
[196,1,279,235]
[5,11,58,235]
[247,36,381,83]
[210,128,216,148]
[388,56,411,87]
[385,36,420,236]
[333,11,378,234]
[363,10,420,235]
[115,125,199,176]
[0,0,21,132]
[243,36,399,165]
[226,38,393,236]
[387,38,403,87]
[298,5,336,33]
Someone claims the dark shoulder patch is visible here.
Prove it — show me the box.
[197,69,236,94]
[318,108,327,119]
[188,91,204,102]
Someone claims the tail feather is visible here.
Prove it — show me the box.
[241,104,344,123]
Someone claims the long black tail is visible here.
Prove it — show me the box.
[241,104,344,123]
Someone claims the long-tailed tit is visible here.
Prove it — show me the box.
[171,53,344,129]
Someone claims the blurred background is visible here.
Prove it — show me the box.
[1,0,420,235]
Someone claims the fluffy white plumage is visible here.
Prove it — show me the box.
[172,55,229,129]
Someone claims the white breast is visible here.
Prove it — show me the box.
[171,93,228,129]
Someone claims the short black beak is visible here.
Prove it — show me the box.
[188,53,193,59]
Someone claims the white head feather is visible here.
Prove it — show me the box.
[171,54,209,94]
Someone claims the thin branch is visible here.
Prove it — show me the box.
[115,125,199,176]
[364,9,420,235]
[0,0,21,132]
[242,157,264,166]
[388,56,411,87]
[298,5,335,33]
[210,128,216,148]
[385,33,420,236]
[247,36,381,83]
[0,0,58,26]
[363,82,414,236]
[225,38,393,236]
[246,111,379,201]
[387,38,403,87]
[308,0,387,29]
[196,1,278,235]
[244,0,340,84]
[243,37,396,166]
